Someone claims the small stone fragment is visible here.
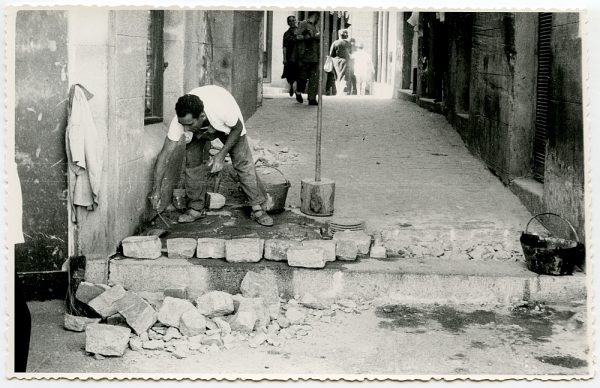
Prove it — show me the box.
[157,297,196,328]
[201,334,224,347]
[167,238,197,259]
[179,309,207,337]
[285,307,306,325]
[249,332,267,348]
[213,317,232,335]
[195,291,234,317]
[129,337,143,351]
[122,235,162,259]
[264,239,301,261]
[196,238,226,259]
[338,299,357,309]
[333,231,372,255]
[88,285,127,318]
[163,327,182,342]
[369,245,387,259]
[64,314,101,332]
[300,293,326,310]
[301,240,337,262]
[142,340,165,350]
[277,316,291,328]
[207,192,226,210]
[225,238,263,263]
[85,323,131,357]
[336,239,358,261]
[287,246,326,268]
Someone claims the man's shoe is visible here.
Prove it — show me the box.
[178,208,206,223]
[295,93,304,103]
[251,209,273,226]
[308,99,318,106]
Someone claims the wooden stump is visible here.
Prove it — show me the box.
[300,178,335,216]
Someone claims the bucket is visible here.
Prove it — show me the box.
[520,213,585,276]
[256,164,290,213]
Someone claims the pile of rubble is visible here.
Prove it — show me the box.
[65,271,372,359]
[209,138,300,167]
[121,230,385,268]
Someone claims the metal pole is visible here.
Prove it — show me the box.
[315,11,325,182]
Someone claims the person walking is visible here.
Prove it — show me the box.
[351,42,374,96]
[329,29,353,96]
[281,15,301,101]
[295,11,321,106]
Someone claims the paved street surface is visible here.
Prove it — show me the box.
[26,299,589,377]
[248,94,537,235]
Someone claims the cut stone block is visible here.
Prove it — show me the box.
[225,238,262,263]
[75,281,106,304]
[64,314,101,332]
[167,238,197,259]
[195,291,234,317]
[85,323,131,356]
[88,284,127,318]
[301,240,337,262]
[137,291,164,311]
[157,297,196,328]
[287,246,326,269]
[232,296,270,331]
[196,238,226,259]
[264,239,301,261]
[370,245,387,259]
[336,239,358,261]
[179,309,207,337]
[122,235,162,259]
[116,291,158,335]
[333,231,372,255]
[240,271,280,306]
[164,287,188,300]
[207,192,226,209]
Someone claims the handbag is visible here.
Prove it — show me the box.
[323,56,334,73]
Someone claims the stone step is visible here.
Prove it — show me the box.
[107,255,585,306]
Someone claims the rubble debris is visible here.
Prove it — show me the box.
[337,299,357,309]
[287,246,326,268]
[196,291,235,317]
[157,297,196,328]
[249,332,267,348]
[166,238,197,259]
[369,245,387,259]
[88,284,127,318]
[85,323,131,357]
[142,340,165,350]
[285,306,306,325]
[163,327,182,342]
[122,235,162,259]
[333,231,372,255]
[225,238,263,263]
[264,239,301,261]
[75,281,106,304]
[179,309,207,337]
[201,334,224,347]
[335,239,359,261]
[196,238,226,259]
[300,293,327,310]
[301,240,337,262]
[129,337,143,351]
[213,317,232,334]
[115,291,158,335]
[63,314,101,332]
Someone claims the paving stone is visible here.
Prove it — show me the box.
[369,245,387,259]
[225,238,262,263]
[179,309,207,337]
[264,239,301,261]
[164,287,188,300]
[249,332,267,348]
[88,284,127,318]
[157,297,196,328]
[137,291,164,311]
[300,293,327,310]
[196,238,226,259]
[301,240,337,262]
[163,326,182,342]
[285,306,306,325]
[122,235,162,259]
[286,246,326,268]
[167,238,197,259]
[75,282,106,304]
[142,340,165,350]
[240,271,280,306]
[63,314,101,332]
[213,317,231,335]
[207,192,226,210]
[333,231,372,255]
[106,313,129,328]
[335,239,358,261]
[85,323,131,356]
[115,291,158,335]
[129,337,143,351]
[195,291,234,317]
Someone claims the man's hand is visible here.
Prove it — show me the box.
[209,154,225,174]
[149,188,162,210]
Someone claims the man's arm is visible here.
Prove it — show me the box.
[210,119,243,174]
[149,137,179,209]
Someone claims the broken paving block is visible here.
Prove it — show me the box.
[115,291,158,335]
[333,231,372,255]
[336,239,358,261]
[195,291,234,317]
[85,323,131,357]
[225,238,262,263]
[157,297,196,328]
[64,314,101,332]
[240,271,280,306]
[207,192,226,210]
[196,238,226,259]
[301,240,337,262]
[164,287,188,300]
[264,239,301,261]
[370,245,387,259]
[75,281,106,304]
[179,309,206,337]
[286,246,326,269]
[87,284,127,318]
[167,238,197,259]
[122,235,162,259]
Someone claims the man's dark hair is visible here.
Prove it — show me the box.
[287,15,295,23]
[175,94,204,118]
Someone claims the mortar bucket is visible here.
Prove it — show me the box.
[256,165,290,213]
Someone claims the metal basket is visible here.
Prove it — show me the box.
[520,213,585,276]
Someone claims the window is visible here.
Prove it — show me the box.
[144,10,164,125]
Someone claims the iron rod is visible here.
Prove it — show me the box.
[315,11,325,182]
